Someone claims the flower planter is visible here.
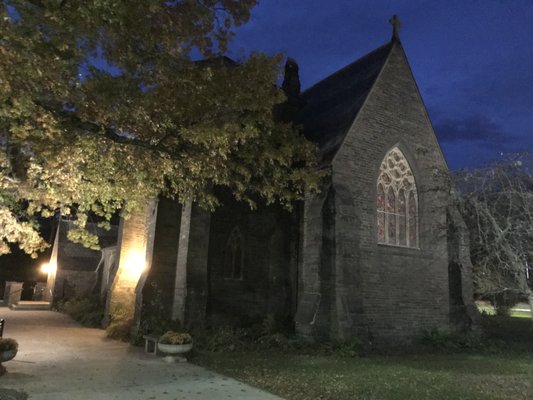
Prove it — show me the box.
[0,349,17,376]
[0,349,17,363]
[157,342,193,355]
[157,342,193,363]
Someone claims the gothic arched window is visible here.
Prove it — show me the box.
[223,227,244,279]
[376,147,418,248]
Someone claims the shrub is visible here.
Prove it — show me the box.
[0,338,18,352]
[420,328,503,353]
[132,282,184,345]
[57,297,103,327]
[159,331,192,345]
[257,333,290,350]
[137,316,183,340]
[481,314,533,343]
[260,314,282,336]
[201,327,248,352]
[491,291,523,317]
[106,319,134,341]
[196,319,362,356]
[421,328,456,351]
[330,338,362,357]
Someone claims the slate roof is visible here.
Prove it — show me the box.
[298,41,395,164]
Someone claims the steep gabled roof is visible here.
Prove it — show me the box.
[298,41,394,163]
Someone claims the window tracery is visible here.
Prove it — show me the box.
[223,227,244,279]
[377,147,418,247]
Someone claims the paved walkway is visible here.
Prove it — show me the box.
[0,309,281,400]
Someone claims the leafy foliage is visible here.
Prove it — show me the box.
[159,331,192,345]
[134,282,183,344]
[106,301,134,341]
[481,313,533,344]
[0,1,322,255]
[57,296,103,327]
[193,315,361,356]
[105,319,134,342]
[420,328,502,353]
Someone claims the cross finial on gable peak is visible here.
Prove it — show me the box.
[389,14,401,41]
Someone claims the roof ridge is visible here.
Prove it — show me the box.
[297,39,398,164]
[301,40,394,96]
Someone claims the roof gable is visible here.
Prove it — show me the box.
[298,41,394,163]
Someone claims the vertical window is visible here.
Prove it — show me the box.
[223,227,244,280]
[408,191,418,246]
[398,189,407,246]
[377,184,385,242]
[386,187,396,244]
[376,147,418,248]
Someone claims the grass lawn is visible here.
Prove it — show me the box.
[511,310,533,319]
[193,351,533,400]
[476,302,532,319]
[191,317,533,400]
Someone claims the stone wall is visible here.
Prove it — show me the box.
[130,43,471,345]
[106,200,158,327]
[206,188,298,327]
[322,42,451,345]
[138,198,212,331]
[141,198,182,321]
[50,220,118,303]
[54,270,97,300]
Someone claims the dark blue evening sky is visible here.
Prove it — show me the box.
[229,0,533,170]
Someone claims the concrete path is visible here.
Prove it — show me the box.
[0,309,281,400]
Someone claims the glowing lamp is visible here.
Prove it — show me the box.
[122,250,146,282]
[41,263,51,274]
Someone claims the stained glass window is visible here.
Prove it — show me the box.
[377,147,418,247]
[408,191,418,246]
[377,184,385,242]
[387,187,396,244]
[223,227,244,279]
[398,189,407,246]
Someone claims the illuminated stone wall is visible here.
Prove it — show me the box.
[44,227,59,302]
[106,200,158,328]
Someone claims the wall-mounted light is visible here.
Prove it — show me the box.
[41,261,57,275]
[41,262,52,274]
[122,250,146,282]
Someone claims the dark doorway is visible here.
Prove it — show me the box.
[21,281,36,300]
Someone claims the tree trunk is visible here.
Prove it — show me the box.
[516,266,533,323]
[527,289,533,324]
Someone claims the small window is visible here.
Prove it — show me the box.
[377,147,418,248]
[223,227,244,280]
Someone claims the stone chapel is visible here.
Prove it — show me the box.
[47,24,478,347]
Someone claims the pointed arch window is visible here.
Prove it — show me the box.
[223,227,244,280]
[377,147,418,248]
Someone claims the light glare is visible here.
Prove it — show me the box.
[41,263,51,274]
[122,250,146,282]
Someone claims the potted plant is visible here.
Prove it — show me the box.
[157,331,193,359]
[0,338,18,375]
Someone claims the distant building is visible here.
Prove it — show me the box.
[45,219,118,303]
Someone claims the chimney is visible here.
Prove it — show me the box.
[282,58,301,99]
